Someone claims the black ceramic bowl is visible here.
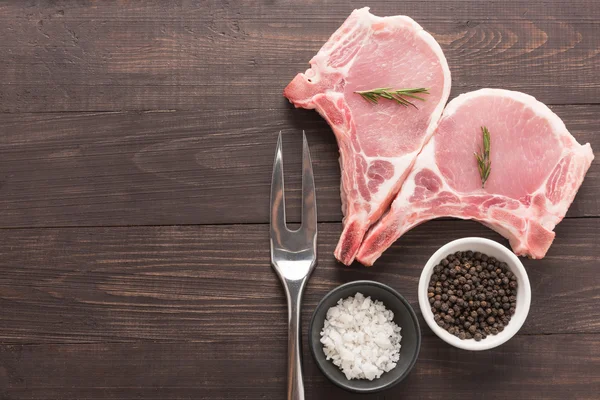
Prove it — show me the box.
[308,280,421,393]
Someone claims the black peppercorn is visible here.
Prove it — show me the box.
[428,250,516,341]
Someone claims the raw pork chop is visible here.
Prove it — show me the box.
[284,7,451,265]
[356,89,594,266]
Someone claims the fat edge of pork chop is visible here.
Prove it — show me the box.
[283,7,451,265]
[356,89,594,266]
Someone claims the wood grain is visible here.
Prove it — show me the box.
[0,219,598,344]
[1,335,599,399]
[1,2,599,399]
[0,105,597,228]
[0,1,598,112]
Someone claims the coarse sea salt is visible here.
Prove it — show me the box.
[320,292,402,380]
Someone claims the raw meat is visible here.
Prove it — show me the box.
[356,89,594,266]
[284,7,451,265]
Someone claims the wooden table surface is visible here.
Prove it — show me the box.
[1,1,599,399]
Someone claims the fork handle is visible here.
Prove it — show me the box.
[284,278,306,400]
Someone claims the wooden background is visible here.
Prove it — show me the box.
[0,1,599,399]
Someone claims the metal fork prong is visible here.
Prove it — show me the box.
[300,131,317,240]
[270,132,289,242]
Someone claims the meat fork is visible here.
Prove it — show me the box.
[270,132,317,400]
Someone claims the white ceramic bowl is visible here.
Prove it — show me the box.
[418,237,531,351]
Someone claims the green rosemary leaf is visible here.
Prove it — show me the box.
[474,126,492,188]
[354,87,430,108]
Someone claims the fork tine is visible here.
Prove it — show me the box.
[300,131,317,241]
[270,132,289,243]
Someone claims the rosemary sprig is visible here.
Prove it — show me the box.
[354,87,430,108]
[474,126,492,188]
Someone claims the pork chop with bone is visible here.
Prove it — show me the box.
[284,7,451,265]
[356,89,595,266]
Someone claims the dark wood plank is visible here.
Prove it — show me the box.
[0,1,599,112]
[1,335,599,399]
[0,219,598,344]
[1,2,597,399]
[0,105,597,228]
